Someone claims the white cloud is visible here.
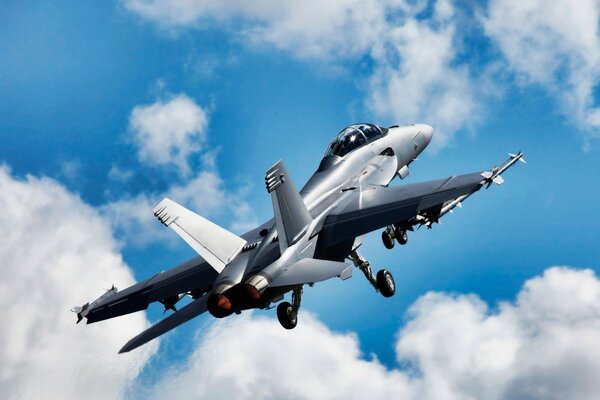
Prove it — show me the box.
[146,314,414,399]
[102,169,257,246]
[123,1,600,146]
[483,0,600,140]
[129,94,208,176]
[145,266,600,400]
[59,160,82,182]
[123,0,478,146]
[0,166,156,400]
[5,164,597,400]
[108,165,134,182]
[123,0,391,59]
[368,3,478,148]
[106,93,257,247]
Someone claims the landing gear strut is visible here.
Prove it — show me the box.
[350,251,396,298]
[277,286,302,329]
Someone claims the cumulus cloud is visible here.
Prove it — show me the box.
[129,94,208,176]
[123,1,600,146]
[108,165,134,182]
[122,0,390,59]
[102,169,257,246]
[0,166,156,400]
[368,2,478,148]
[3,164,594,400]
[123,0,478,146]
[145,266,600,400]
[483,0,600,140]
[107,92,257,246]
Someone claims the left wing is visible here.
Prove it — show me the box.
[317,152,524,248]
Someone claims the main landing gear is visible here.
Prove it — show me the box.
[277,286,303,329]
[350,250,395,298]
[381,224,408,249]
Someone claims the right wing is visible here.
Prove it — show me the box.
[317,152,524,248]
[119,295,209,353]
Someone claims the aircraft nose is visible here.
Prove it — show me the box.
[416,124,434,144]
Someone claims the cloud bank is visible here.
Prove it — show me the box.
[483,0,600,141]
[123,0,480,146]
[147,267,600,400]
[123,0,600,145]
[0,167,155,400]
[2,164,599,400]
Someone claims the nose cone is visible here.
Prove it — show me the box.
[416,124,434,144]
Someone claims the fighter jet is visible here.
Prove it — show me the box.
[72,123,525,353]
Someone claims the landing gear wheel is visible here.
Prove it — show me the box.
[376,269,396,298]
[394,226,408,245]
[382,231,395,249]
[277,301,298,330]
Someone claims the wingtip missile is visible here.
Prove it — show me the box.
[508,152,527,164]
[482,151,525,188]
[71,286,118,324]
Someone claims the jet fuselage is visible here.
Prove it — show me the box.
[206,124,433,317]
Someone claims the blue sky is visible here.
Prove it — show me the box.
[2,1,600,399]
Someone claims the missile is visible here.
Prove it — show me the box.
[71,285,118,324]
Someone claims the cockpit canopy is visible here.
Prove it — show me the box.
[324,123,389,158]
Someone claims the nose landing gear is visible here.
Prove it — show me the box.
[350,250,396,298]
[376,269,395,298]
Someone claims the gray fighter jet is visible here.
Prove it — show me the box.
[72,123,524,353]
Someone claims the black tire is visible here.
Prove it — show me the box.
[376,269,396,298]
[382,231,395,249]
[394,226,408,245]
[277,301,298,330]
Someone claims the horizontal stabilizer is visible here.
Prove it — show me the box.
[153,198,246,273]
[119,295,209,353]
[270,258,352,287]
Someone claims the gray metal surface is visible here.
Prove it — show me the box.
[266,160,313,251]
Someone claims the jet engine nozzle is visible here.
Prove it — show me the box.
[243,283,262,302]
[207,293,234,318]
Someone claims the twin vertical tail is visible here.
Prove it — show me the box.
[266,160,312,252]
[153,198,247,273]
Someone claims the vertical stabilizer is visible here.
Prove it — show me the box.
[153,198,246,273]
[265,160,312,252]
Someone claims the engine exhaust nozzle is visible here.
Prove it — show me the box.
[207,293,234,318]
